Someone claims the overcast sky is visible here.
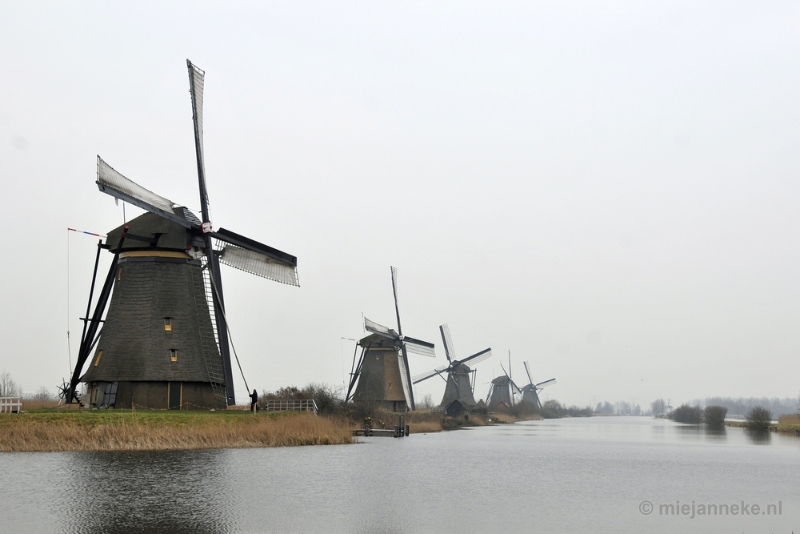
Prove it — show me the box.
[1,1,798,407]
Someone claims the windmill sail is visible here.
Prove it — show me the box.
[396,349,413,411]
[96,157,196,230]
[461,348,492,366]
[364,317,396,339]
[187,60,209,209]
[216,243,298,286]
[412,364,450,383]
[403,337,436,357]
[440,324,456,361]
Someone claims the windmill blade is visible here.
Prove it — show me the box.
[390,266,402,336]
[363,317,398,340]
[187,59,210,211]
[412,364,450,384]
[439,324,456,362]
[397,346,414,410]
[523,360,534,386]
[214,228,299,286]
[535,378,557,389]
[460,348,492,367]
[96,157,197,230]
[214,228,297,267]
[403,337,436,358]
[510,380,523,396]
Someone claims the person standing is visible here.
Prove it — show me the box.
[249,389,258,413]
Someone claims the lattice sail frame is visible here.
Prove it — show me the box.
[215,240,299,286]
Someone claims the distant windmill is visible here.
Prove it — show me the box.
[519,360,556,409]
[412,324,491,408]
[486,355,522,410]
[66,60,298,410]
[345,267,435,411]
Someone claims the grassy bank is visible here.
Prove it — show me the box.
[359,408,524,434]
[724,415,800,435]
[0,410,351,452]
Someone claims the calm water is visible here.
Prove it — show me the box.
[1,417,798,533]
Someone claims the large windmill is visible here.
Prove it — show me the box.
[345,267,435,412]
[411,324,491,408]
[520,361,556,409]
[66,60,299,410]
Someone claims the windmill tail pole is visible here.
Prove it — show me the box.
[68,231,126,403]
[78,240,103,357]
[345,343,361,403]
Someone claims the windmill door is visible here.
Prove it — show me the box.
[168,382,182,410]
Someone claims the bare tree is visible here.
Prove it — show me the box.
[651,398,666,417]
[0,371,20,397]
[30,386,52,401]
[417,393,434,410]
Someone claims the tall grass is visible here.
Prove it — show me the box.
[0,412,351,452]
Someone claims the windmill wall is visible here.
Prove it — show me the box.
[353,344,408,412]
[439,366,477,408]
[488,378,513,409]
[81,248,226,410]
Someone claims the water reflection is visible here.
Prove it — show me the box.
[56,450,233,534]
[745,428,772,445]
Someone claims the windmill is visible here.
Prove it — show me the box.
[66,60,299,410]
[411,324,491,408]
[519,360,556,409]
[486,355,522,410]
[345,267,435,412]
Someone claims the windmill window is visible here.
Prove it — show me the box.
[94,350,103,367]
[117,267,122,281]
[164,318,173,332]
[170,349,178,362]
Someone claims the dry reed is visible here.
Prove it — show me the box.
[408,421,442,433]
[0,412,351,452]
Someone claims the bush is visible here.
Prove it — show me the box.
[703,405,727,426]
[671,404,702,424]
[259,383,345,416]
[746,406,772,431]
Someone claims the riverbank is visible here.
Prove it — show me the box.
[0,410,352,452]
[724,415,800,435]
[362,408,543,435]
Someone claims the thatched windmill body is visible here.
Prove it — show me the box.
[412,324,491,408]
[345,267,435,412]
[67,60,299,410]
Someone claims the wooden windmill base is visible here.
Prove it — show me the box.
[84,381,226,410]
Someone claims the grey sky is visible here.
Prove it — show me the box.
[1,1,798,407]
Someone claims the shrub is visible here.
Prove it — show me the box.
[540,399,563,419]
[671,404,702,424]
[746,406,772,431]
[259,383,345,416]
[703,405,727,426]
